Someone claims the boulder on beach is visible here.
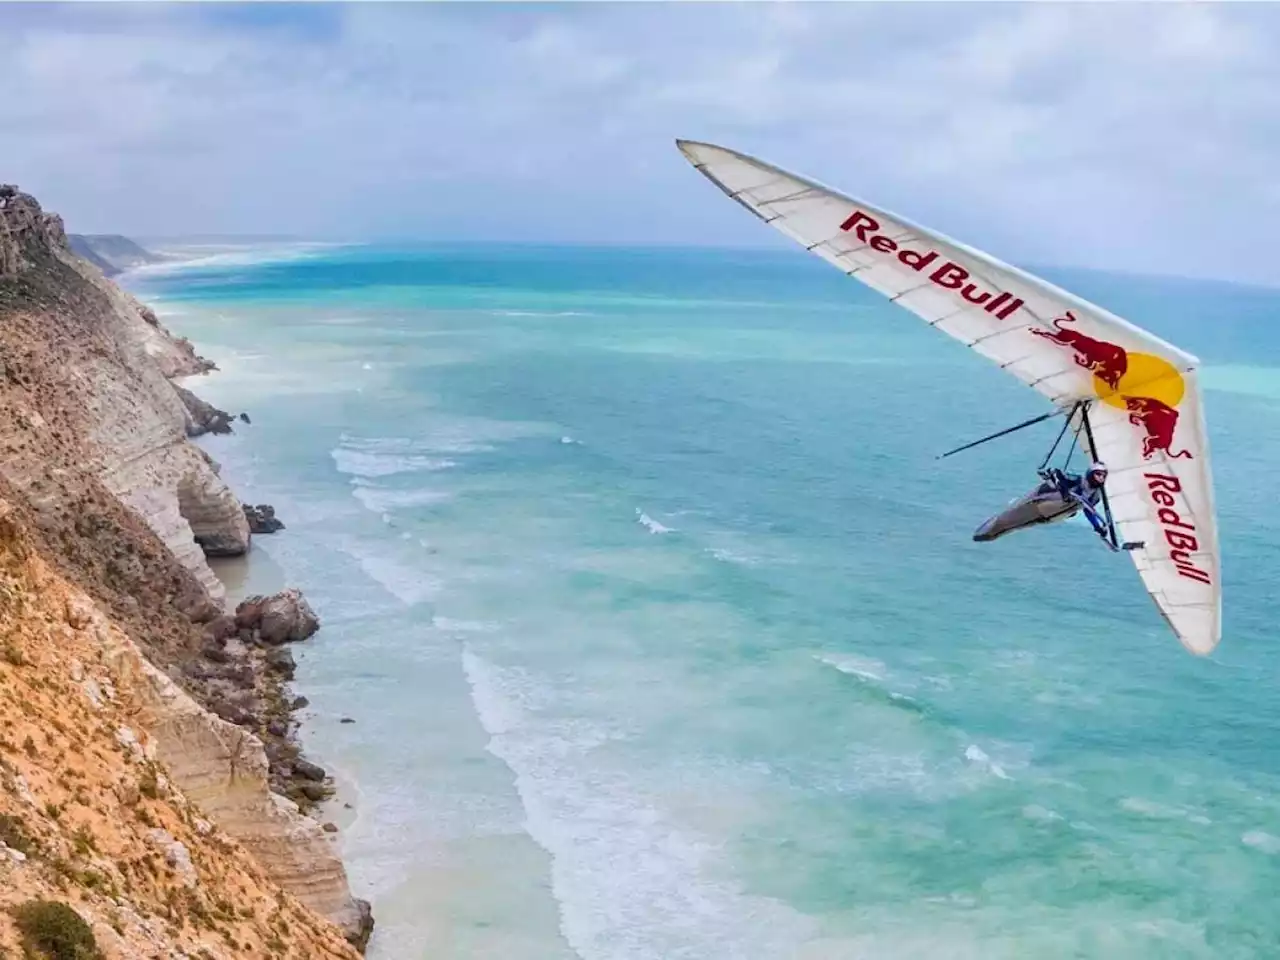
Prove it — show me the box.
[234,588,320,644]
[243,503,285,534]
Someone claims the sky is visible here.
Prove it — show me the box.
[3,1,1278,284]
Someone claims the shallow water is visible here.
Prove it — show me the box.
[129,244,1280,960]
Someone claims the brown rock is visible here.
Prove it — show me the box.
[296,781,328,804]
[173,383,234,438]
[214,662,256,687]
[294,758,327,782]
[234,595,267,631]
[348,899,375,953]
[243,503,285,534]
[115,778,141,806]
[204,615,237,642]
[200,642,230,664]
[257,588,320,645]
[209,696,255,727]
[264,646,296,679]
[175,580,219,624]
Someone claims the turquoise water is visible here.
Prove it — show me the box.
[128,244,1280,959]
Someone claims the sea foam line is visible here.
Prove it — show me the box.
[459,645,820,960]
[635,508,673,535]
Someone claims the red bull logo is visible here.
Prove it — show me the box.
[1031,311,1128,391]
[1032,311,1207,585]
[1033,310,1191,464]
[1124,397,1193,460]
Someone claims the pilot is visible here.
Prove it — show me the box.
[1041,461,1109,535]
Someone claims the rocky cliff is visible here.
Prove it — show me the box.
[67,233,168,277]
[0,186,374,954]
[0,500,360,960]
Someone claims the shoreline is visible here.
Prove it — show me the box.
[120,263,378,950]
[200,494,364,839]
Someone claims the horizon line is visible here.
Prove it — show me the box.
[115,234,1277,293]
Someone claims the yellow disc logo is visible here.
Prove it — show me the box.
[1094,352,1184,410]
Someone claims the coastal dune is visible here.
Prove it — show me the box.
[0,185,374,955]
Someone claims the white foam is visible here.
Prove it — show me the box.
[813,653,886,684]
[339,544,441,608]
[432,617,499,635]
[351,484,451,515]
[461,648,526,736]
[707,547,759,566]
[1242,830,1280,854]
[123,241,344,277]
[1118,797,1207,822]
[459,646,820,960]
[332,447,458,478]
[1021,804,1063,823]
[963,744,1011,781]
[635,509,672,535]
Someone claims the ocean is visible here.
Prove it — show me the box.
[125,242,1280,960]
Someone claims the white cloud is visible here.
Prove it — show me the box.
[2,2,1278,283]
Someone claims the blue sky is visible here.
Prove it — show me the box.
[4,2,1278,284]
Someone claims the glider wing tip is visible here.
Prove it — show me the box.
[674,138,725,161]
[1180,631,1221,657]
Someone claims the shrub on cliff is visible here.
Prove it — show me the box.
[0,812,37,855]
[11,899,103,959]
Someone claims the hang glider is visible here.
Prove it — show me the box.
[675,139,1220,656]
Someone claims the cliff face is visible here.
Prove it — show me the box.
[0,500,359,960]
[0,187,372,954]
[0,188,246,601]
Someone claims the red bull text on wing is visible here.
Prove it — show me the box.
[838,211,1024,320]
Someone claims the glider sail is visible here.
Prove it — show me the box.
[676,139,1220,655]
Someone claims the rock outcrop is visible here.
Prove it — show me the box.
[244,503,285,534]
[174,384,235,438]
[0,186,374,954]
[238,590,320,646]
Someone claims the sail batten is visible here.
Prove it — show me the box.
[677,138,1221,655]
